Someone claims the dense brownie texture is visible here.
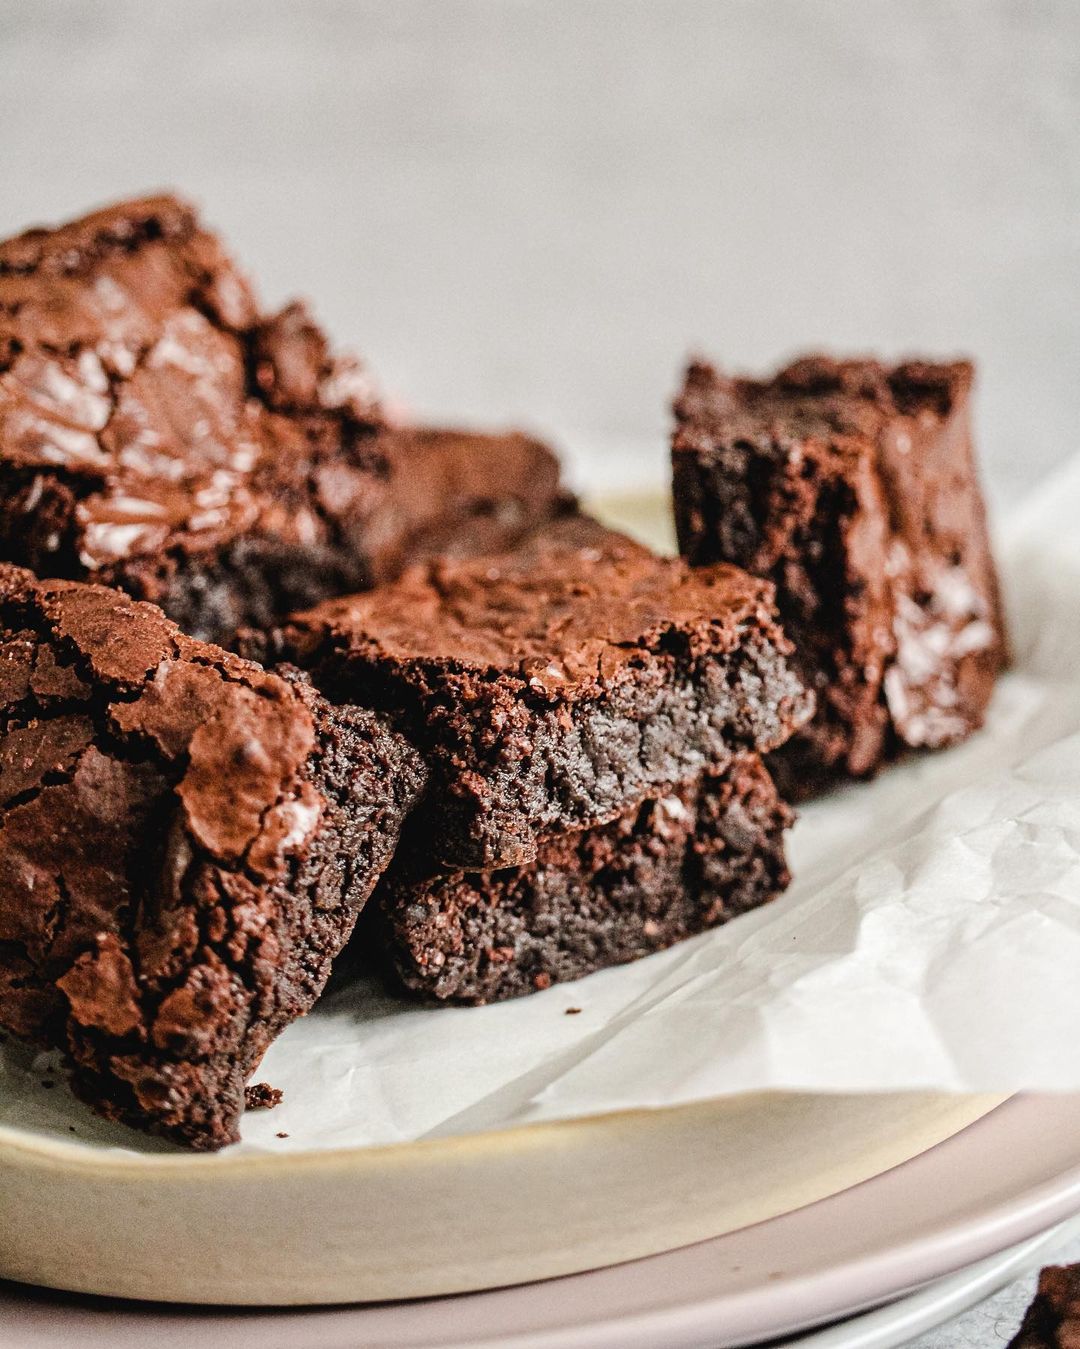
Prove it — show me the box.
[263,515,813,871]
[0,194,567,644]
[672,355,1006,796]
[373,754,792,1004]
[0,565,425,1148]
[1008,1265,1080,1348]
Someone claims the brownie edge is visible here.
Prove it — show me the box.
[372,754,793,1004]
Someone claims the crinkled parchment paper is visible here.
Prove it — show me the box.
[3,462,1079,1155]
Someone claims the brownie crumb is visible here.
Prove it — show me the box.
[275,1131,290,1140]
[244,1082,284,1111]
[565,1007,582,1016]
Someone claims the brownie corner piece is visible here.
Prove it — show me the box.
[672,353,1006,794]
[374,753,793,1004]
[0,565,424,1148]
[271,515,812,871]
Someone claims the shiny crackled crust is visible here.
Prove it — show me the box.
[373,754,793,1004]
[264,517,813,870]
[0,564,425,1148]
[672,354,1006,796]
[0,195,568,645]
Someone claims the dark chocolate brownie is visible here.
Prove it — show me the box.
[373,754,792,1004]
[0,564,425,1149]
[672,355,1006,796]
[0,195,567,644]
[262,515,813,871]
[1007,1265,1080,1348]
[335,423,573,587]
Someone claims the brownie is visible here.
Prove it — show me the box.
[373,754,792,1004]
[672,354,1006,796]
[262,515,813,871]
[0,194,567,645]
[1008,1265,1080,1347]
[0,564,425,1149]
[337,423,573,587]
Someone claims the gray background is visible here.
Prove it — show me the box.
[1,3,1078,1344]
[2,0,1077,501]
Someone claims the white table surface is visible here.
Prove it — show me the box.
[0,4,1077,1343]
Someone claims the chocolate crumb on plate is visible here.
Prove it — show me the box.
[244,1082,284,1111]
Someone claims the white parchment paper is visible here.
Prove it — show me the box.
[3,461,1079,1156]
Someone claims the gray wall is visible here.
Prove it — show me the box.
[1,0,1077,501]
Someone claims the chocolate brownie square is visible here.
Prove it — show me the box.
[672,355,1006,795]
[263,516,812,871]
[0,195,567,645]
[1008,1264,1080,1347]
[373,754,793,1004]
[0,565,425,1149]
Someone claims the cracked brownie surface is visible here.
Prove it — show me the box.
[373,754,793,1004]
[0,195,567,645]
[264,516,813,871]
[0,564,425,1148]
[672,354,1006,796]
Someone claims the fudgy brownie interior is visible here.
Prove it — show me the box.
[372,754,792,1004]
[672,354,1006,795]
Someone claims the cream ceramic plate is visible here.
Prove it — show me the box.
[0,1091,1002,1304]
[7,1094,1080,1348]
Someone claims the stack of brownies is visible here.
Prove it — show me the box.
[0,195,1006,1149]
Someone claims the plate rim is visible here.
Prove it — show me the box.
[0,1091,1007,1306]
[0,1087,1007,1177]
[4,1095,1080,1347]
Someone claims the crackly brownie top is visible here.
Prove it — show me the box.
[0,562,328,1008]
[0,558,326,878]
[674,354,974,454]
[0,193,380,569]
[273,515,786,699]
